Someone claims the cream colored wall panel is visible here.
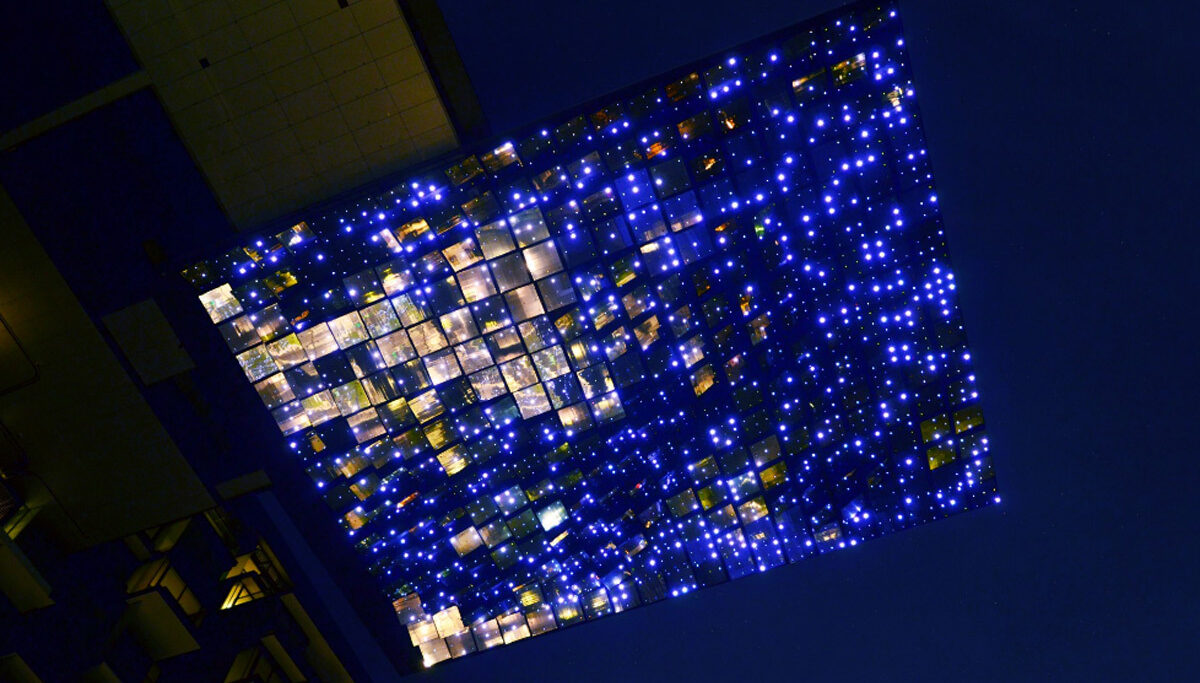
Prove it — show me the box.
[176,1,234,37]
[234,101,287,142]
[225,169,268,206]
[293,108,350,151]
[203,144,253,182]
[411,124,456,153]
[232,0,278,21]
[237,1,297,44]
[263,155,314,193]
[174,94,229,134]
[132,17,184,58]
[327,157,372,191]
[375,45,424,84]
[401,100,447,136]
[110,0,171,35]
[351,113,406,154]
[252,27,307,71]
[145,45,200,83]
[314,36,373,80]
[237,193,282,226]
[351,0,400,31]
[204,49,260,91]
[311,133,362,170]
[224,75,277,117]
[107,0,458,228]
[189,25,249,64]
[291,0,338,24]
[246,127,303,166]
[191,120,241,160]
[301,9,358,53]
[281,82,338,124]
[341,87,394,132]
[362,143,414,176]
[363,18,413,59]
[329,62,385,107]
[265,55,322,99]
[389,73,437,111]
[158,70,214,110]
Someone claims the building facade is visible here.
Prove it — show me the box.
[185,1,997,668]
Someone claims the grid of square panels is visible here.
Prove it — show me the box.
[186,1,996,668]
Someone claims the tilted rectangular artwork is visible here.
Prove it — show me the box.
[185,1,997,668]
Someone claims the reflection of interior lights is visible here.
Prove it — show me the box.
[188,4,995,668]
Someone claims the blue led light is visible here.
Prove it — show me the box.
[188,2,995,668]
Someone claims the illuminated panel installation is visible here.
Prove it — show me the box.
[185,2,996,668]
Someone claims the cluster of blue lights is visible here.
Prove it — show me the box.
[186,2,996,667]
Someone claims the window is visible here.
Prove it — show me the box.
[439,308,479,345]
[508,207,550,247]
[650,158,690,198]
[523,240,563,279]
[832,52,867,85]
[254,373,294,408]
[481,142,520,171]
[531,346,570,381]
[329,311,369,349]
[219,315,259,352]
[504,285,545,322]
[265,334,306,370]
[301,391,339,426]
[536,273,576,311]
[457,264,497,302]
[361,300,402,337]
[271,401,309,435]
[514,384,552,419]
[409,389,445,423]
[423,348,463,385]
[392,293,430,326]
[469,366,507,401]
[451,527,483,556]
[443,237,484,271]
[376,329,416,366]
[297,323,338,360]
[454,338,494,374]
[236,346,278,382]
[331,381,370,416]
[348,408,386,443]
[409,320,449,356]
[490,252,531,292]
[486,327,525,363]
[500,356,538,393]
[199,283,242,323]
[537,501,568,532]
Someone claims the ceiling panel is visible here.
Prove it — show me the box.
[107,0,458,228]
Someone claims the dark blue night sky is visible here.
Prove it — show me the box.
[0,1,1195,680]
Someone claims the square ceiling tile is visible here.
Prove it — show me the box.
[363,17,413,59]
[300,8,357,53]
[328,62,385,106]
[281,82,337,124]
[388,73,436,111]
[236,1,296,45]
[314,36,373,80]
[375,45,424,84]
[108,0,456,228]
[351,0,399,31]
[264,56,322,99]
[253,28,307,71]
